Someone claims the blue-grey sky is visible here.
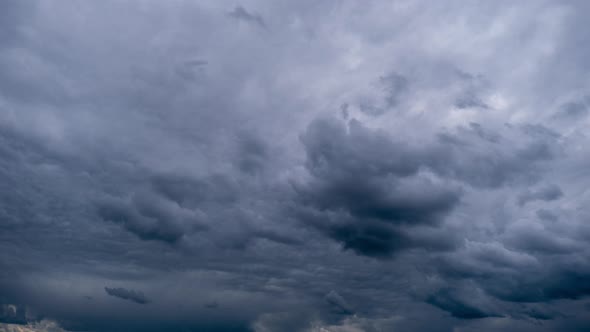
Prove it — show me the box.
[2,1,590,331]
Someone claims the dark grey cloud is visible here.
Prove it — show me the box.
[104,287,149,304]
[228,6,267,29]
[295,117,461,257]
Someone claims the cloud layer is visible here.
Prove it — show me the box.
[2,0,590,331]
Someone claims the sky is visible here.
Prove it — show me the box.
[1,1,590,331]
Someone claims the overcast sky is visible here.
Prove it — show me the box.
[2,1,590,331]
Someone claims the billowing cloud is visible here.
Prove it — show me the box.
[295,117,462,257]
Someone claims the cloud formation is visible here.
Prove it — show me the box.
[2,1,590,331]
[104,287,150,305]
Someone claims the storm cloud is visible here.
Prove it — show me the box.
[295,117,462,257]
[2,1,590,331]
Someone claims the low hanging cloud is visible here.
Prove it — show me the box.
[104,287,150,304]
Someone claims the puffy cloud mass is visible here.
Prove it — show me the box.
[2,0,590,331]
